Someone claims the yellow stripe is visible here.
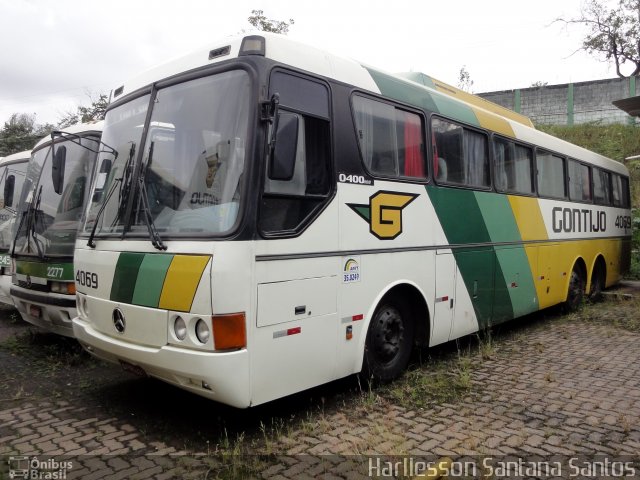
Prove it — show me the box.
[429,78,534,127]
[472,106,515,138]
[508,196,548,241]
[158,255,210,312]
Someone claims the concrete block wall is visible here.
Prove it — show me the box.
[478,77,638,125]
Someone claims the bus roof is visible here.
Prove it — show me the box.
[2,150,31,164]
[108,33,628,176]
[32,120,104,152]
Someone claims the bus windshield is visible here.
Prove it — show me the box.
[13,137,99,258]
[83,70,251,238]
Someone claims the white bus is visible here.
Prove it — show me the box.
[0,151,30,305]
[11,122,103,336]
[72,34,632,407]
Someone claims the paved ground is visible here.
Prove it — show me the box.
[0,286,639,479]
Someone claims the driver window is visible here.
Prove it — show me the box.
[259,72,332,235]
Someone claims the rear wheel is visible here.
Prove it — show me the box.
[563,265,585,312]
[362,298,414,383]
[589,262,605,301]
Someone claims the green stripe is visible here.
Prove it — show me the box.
[427,186,542,328]
[398,72,436,89]
[366,68,438,112]
[495,247,539,320]
[474,192,538,320]
[430,94,479,127]
[110,253,145,304]
[475,192,521,243]
[367,67,479,126]
[427,187,491,244]
[15,260,73,281]
[131,254,173,308]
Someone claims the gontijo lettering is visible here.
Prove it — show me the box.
[552,207,606,233]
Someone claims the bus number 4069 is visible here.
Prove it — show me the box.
[76,270,99,289]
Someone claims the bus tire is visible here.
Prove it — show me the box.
[589,259,606,301]
[362,297,414,383]
[563,265,585,312]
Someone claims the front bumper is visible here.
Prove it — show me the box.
[73,316,251,408]
[11,285,76,337]
[0,274,14,306]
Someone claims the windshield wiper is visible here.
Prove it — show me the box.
[87,142,135,248]
[50,130,118,158]
[136,142,166,251]
[29,186,45,259]
[13,185,46,259]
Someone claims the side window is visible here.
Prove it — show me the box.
[259,72,332,235]
[568,159,592,202]
[593,168,611,205]
[621,176,631,208]
[432,117,489,188]
[536,150,566,199]
[352,96,426,179]
[611,173,627,208]
[493,137,534,195]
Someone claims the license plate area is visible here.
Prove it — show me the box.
[29,305,41,318]
[119,360,147,377]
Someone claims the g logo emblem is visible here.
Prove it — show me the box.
[112,308,126,334]
[348,191,418,240]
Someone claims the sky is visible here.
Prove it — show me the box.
[0,0,621,128]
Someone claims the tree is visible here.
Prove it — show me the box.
[458,66,474,92]
[247,9,294,34]
[58,92,109,129]
[0,113,53,156]
[531,81,549,87]
[557,0,640,77]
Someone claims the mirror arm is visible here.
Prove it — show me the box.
[267,93,281,161]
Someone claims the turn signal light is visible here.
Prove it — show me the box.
[212,312,246,350]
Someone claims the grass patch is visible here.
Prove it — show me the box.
[375,333,496,411]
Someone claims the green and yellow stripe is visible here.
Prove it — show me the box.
[110,253,210,312]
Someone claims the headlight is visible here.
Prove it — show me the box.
[174,316,187,341]
[195,318,210,344]
[51,282,75,294]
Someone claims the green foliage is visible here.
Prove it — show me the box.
[0,113,54,156]
[247,10,294,34]
[58,93,108,128]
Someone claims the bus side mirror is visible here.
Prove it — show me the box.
[3,175,15,207]
[52,145,67,195]
[92,158,112,203]
[269,112,298,181]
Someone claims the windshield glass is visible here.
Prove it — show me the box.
[83,70,251,237]
[0,161,28,251]
[14,137,99,257]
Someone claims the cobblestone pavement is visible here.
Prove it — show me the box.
[0,290,639,479]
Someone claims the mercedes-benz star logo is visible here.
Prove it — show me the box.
[112,308,126,334]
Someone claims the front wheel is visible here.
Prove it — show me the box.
[362,298,414,383]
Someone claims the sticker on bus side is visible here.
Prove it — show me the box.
[342,256,361,283]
